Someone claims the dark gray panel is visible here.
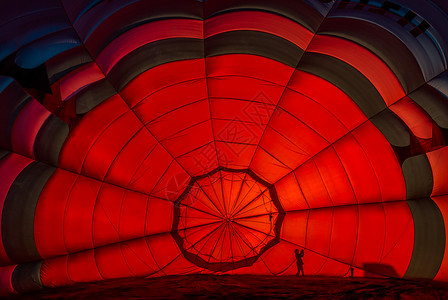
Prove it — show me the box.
[318,17,425,93]
[205,31,304,68]
[0,148,9,161]
[108,38,204,91]
[87,0,204,58]
[409,84,448,129]
[11,261,43,293]
[76,78,116,114]
[370,108,410,147]
[297,52,386,118]
[405,198,445,279]
[204,0,327,32]
[47,45,92,84]
[402,154,433,199]
[34,115,69,166]
[2,162,55,263]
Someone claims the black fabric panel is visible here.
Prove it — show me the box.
[318,17,425,93]
[2,162,56,263]
[47,46,92,84]
[76,78,116,114]
[204,0,326,32]
[402,154,433,200]
[0,51,51,94]
[405,198,445,279]
[409,84,448,129]
[34,115,69,166]
[0,82,31,150]
[11,261,43,293]
[370,108,410,147]
[205,31,304,68]
[87,0,203,58]
[0,148,9,161]
[297,52,386,118]
[108,38,204,91]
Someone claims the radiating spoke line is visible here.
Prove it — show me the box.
[230,180,264,216]
[201,175,226,216]
[233,194,274,219]
[184,222,225,254]
[234,222,270,251]
[229,172,249,214]
[233,187,270,217]
[209,222,228,262]
[219,170,228,215]
[183,188,223,218]
[178,201,222,219]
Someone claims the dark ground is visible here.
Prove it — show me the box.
[6,275,448,299]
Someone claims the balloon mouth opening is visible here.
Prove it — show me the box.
[171,167,285,272]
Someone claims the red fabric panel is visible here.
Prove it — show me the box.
[95,244,134,279]
[329,206,358,264]
[35,169,78,258]
[148,100,210,141]
[317,259,351,277]
[215,141,256,169]
[96,19,203,74]
[204,11,313,49]
[258,241,298,275]
[258,126,309,170]
[281,88,349,143]
[67,250,103,283]
[59,94,129,173]
[64,176,101,253]
[381,201,414,277]
[275,173,309,211]
[92,183,123,248]
[160,123,215,159]
[206,54,294,86]
[352,122,406,202]
[103,128,157,187]
[333,131,381,204]
[121,59,205,107]
[281,211,309,246]
[250,147,291,183]
[258,108,329,172]
[306,209,332,256]
[11,99,50,158]
[433,195,448,281]
[60,62,104,101]
[121,238,161,277]
[0,153,32,265]
[133,79,207,125]
[427,147,448,197]
[145,234,183,274]
[353,204,385,268]
[82,110,143,180]
[288,70,367,131]
[313,147,358,206]
[145,197,173,236]
[308,35,405,106]
[0,265,15,296]
[40,256,72,287]
[294,160,334,209]
[118,190,147,241]
[149,162,190,201]
[390,97,434,140]
[126,144,179,195]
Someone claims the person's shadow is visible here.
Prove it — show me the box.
[295,249,304,276]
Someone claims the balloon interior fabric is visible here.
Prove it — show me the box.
[0,0,448,294]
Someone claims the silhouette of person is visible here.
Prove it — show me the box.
[295,249,304,276]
